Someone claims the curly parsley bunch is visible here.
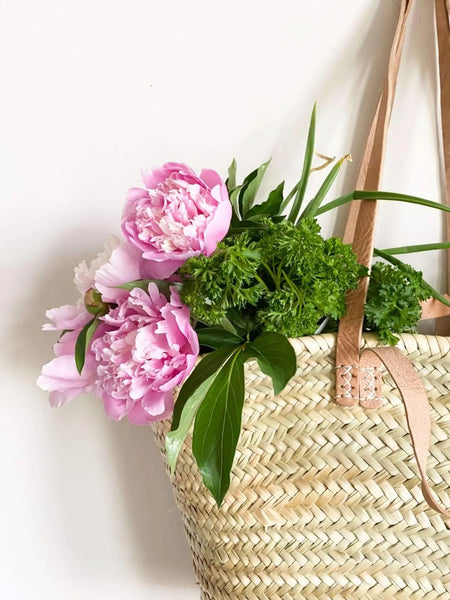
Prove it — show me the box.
[180,218,366,339]
[364,261,431,345]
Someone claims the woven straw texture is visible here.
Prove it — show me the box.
[153,333,450,600]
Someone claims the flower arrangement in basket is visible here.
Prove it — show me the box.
[38,2,450,597]
[38,102,450,503]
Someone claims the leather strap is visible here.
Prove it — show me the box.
[334,2,450,515]
[336,0,450,403]
[360,347,450,517]
[343,0,413,244]
[336,0,414,404]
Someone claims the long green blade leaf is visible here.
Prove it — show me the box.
[192,349,245,506]
[280,182,299,213]
[299,154,351,221]
[316,190,450,216]
[165,373,217,474]
[75,317,99,374]
[171,344,238,431]
[243,332,296,395]
[288,103,316,223]
[380,242,450,255]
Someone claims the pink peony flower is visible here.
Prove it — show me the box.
[121,162,232,277]
[37,329,100,407]
[91,283,199,424]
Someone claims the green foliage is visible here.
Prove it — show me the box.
[181,218,364,338]
[171,344,239,430]
[245,182,285,220]
[255,219,365,337]
[243,332,297,395]
[180,232,265,326]
[288,103,316,223]
[365,261,431,345]
[225,158,237,192]
[238,159,271,218]
[75,317,100,374]
[171,331,297,506]
[196,327,244,349]
[192,348,245,506]
[166,373,217,474]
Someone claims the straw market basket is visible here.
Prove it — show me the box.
[153,332,450,600]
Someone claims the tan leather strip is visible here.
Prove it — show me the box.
[360,347,450,517]
[343,0,412,244]
[421,295,450,320]
[336,0,413,402]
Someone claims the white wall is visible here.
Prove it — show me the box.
[0,1,446,598]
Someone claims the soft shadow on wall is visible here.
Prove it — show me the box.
[12,231,196,588]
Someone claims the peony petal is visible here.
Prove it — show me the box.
[199,168,222,189]
[139,255,184,279]
[101,393,129,421]
[141,390,173,417]
[203,191,232,256]
[73,236,120,295]
[95,241,144,302]
[43,304,91,332]
[37,353,97,407]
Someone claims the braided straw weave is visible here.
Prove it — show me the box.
[153,333,450,600]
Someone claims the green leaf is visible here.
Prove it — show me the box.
[239,159,271,218]
[288,103,316,223]
[227,220,268,235]
[379,242,450,255]
[245,181,285,219]
[373,248,450,308]
[228,185,244,224]
[219,317,240,335]
[197,327,243,349]
[316,190,450,216]
[280,183,299,213]
[75,317,100,374]
[299,154,351,221]
[243,332,296,395]
[165,373,217,474]
[225,158,237,193]
[171,344,238,430]
[192,349,245,506]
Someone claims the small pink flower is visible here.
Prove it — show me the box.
[122,162,231,277]
[91,283,199,424]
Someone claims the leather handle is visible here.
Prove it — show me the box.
[360,347,450,517]
[336,0,450,403]
[336,0,413,404]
